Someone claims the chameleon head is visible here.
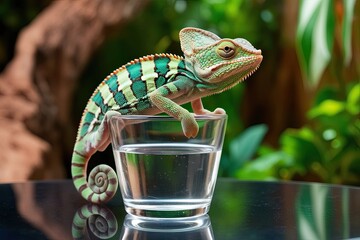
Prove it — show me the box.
[179,27,263,93]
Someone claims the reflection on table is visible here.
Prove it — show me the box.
[0,179,359,239]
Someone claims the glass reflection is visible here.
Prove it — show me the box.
[72,204,213,240]
[120,214,214,240]
[72,204,118,240]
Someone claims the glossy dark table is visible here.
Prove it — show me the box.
[0,179,359,240]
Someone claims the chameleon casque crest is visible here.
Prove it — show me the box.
[71,27,263,203]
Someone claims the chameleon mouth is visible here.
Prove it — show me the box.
[210,55,263,94]
[242,55,263,79]
[209,54,263,83]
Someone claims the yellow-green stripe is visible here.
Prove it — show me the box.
[165,58,181,78]
[117,69,136,104]
[141,60,158,93]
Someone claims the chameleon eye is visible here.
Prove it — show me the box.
[216,41,236,59]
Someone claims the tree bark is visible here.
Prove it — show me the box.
[0,0,148,182]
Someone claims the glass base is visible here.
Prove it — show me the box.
[125,205,210,219]
[123,214,211,232]
[121,214,214,239]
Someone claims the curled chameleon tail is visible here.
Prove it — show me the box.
[71,143,118,203]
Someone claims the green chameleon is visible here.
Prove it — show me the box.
[71,27,263,203]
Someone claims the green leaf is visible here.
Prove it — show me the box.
[342,0,356,66]
[346,83,360,115]
[280,128,323,171]
[296,0,335,88]
[308,99,345,118]
[235,151,292,180]
[229,124,268,171]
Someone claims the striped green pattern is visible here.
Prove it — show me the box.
[72,53,194,204]
[79,54,188,140]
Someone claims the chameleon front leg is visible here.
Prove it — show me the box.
[149,87,198,138]
[191,98,226,115]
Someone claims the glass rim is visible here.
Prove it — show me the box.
[109,114,227,121]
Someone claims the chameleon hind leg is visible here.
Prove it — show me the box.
[84,110,122,203]
[85,110,123,152]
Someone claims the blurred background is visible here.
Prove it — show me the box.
[0,0,359,185]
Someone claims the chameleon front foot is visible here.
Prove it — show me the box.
[211,108,226,115]
[181,113,199,138]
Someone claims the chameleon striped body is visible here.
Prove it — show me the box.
[72,54,195,203]
[78,54,191,139]
[72,27,263,203]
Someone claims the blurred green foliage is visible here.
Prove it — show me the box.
[230,0,360,185]
[220,124,268,177]
[234,81,360,185]
[296,0,356,88]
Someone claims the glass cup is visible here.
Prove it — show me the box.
[109,114,227,219]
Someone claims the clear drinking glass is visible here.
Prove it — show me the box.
[109,114,227,219]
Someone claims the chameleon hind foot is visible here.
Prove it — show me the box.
[191,98,226,115]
